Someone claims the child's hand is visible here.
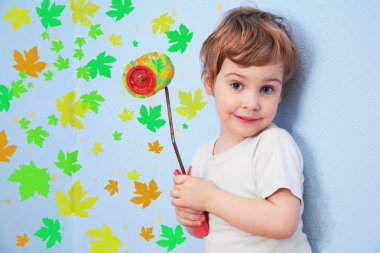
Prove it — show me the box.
[171,175,218,212]
[175,206,207,227]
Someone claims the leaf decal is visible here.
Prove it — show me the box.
[56,90,90,129]
[8,161,51,201]
[0,84,13,112]
[0,130,17,162]
[156,224,186,252]
[87,52,116,79]
[13,46,47,78]
[56,180,98,217]
[70,0,100,27]
[137,104,166,133]
[127,169,140,181]
[34,218,62,249]
[130,179,161,208]
[148,140,163,154]
[80,90,105,113]
[87,224,123,253]
[166,24,193,54]
[26,126,49,148]
[175,88,206,120]
[92,142,103,155]
[119,108,134,122]
[140,226,154,241]
[104,179,118,196]
[16,233,29,247]
[11,80,27,98]
[151,13,174,34]
[106,0,134,21]
[36,0,65,29]
[3,7,31,31]
[55,150,82,176]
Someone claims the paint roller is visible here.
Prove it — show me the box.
[123,52,209,236]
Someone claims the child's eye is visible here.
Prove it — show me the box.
[260,86,273,94]
[230,82,242,90]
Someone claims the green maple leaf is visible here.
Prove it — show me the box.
[19,71,28,79]
[80,90,105,113]
[76,65,90,81]
[113,131,122,141]
[26,126,49,147]
[8,161,51,200]
[75,37,86,47]
[166,24,193,54]
[137,104,166,133]
[41,31,50,40]
[44,70,54,81]
[34,218,61,249]
[156,224,186,252]
[51,40,64,53]
[55,150,82,176]
[106,0,134,21]
[11,80,27,98]
[73,48,84,60]
[36,0,65,29]
[87,52,116,79]
[175,88,206,120]
[48,114,59,126]
[151,58,164,73]
[19,117,31,130]
[0,84,13,112]
[54,56,70,71]
[182,123,188,130]
[88,24,104,39]
[132,40,139,47]
[27,82,33,89]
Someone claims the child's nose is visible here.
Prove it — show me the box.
[242,93,260,110]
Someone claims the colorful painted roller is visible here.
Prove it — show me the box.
[122,52,175,98]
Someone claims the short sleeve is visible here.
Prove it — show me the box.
[254,128,304,201]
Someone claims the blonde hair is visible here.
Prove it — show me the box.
[200,6,300,91]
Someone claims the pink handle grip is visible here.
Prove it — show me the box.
[174,167,209,237]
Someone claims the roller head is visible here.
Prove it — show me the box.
[123,52,175,98]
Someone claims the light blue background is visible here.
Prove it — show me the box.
[1,1,380,253]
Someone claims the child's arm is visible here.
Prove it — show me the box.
[171,175,300,239]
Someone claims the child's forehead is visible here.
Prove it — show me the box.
[221,58,284,74]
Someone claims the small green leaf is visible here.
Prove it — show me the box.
[106,0,135,21]
[80,90,105,113]
[19,117,31,130]
[36,0,65,29]
[34,218,61,249]
[113,131,122,141]
[51,40,64,53]
[54,56,69,71]
[156,224,186,252]
[47,114,59,126]
[11,80,27,98]
[41,31,50,40]
[73,48,84,60]
[26,126,49,148]
[86,52,116,79]
[19,71,28,79]
[55,150,82,176]
[137,104,166,133]
[75,37,86,47]
[43,70,54,81]
[88,24,104,39]
[132,40,139,47]
[0,84,13,112]
[76,66,90,81]
[166,24,193,54]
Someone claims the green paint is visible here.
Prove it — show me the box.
[55,150,82,176]
[137,104,166,133]
[36,0,65,29]
[34,218,62,249]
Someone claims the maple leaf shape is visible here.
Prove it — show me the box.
[34,218,61,249]
[127,169,140,181]
[48,114,59,126]
[92,142,103,155]
[104,179,118,196]
[88,24,104,39]
[137,104,166,133]
[166,24,194,54]
[106,0,134,21]
[26,126,49,148]
[11,80,27,98]
[36,0,65,29]
[130,179,161,208]
[16,233,29,247]
[0,130,17,162]
[148,140,163,154]
[56,180,98,217]
[156,224,186,252]
[108,33,121,46]
[112,131,122,141]
[55,150,82,176]
[13,47,47,78]
[3,7,31,31]
[70,0,100,27]
[175,88,206,120]
[80,90,105,113]
[8,161,51,201]
[151,13,174,34]
[140,226,154,241]
[0,84,13,112]
[87,224,123,253]
[119,108,134,122]
[56,90,90,129]
[87,52,116,79]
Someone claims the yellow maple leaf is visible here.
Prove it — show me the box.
[130,179,161,208]
[140,226,154,241]
[151,13,174,34]
[3,7,30,31]
[119,108,134,122]
[13,46,47,78]
[56,91,89,129]
[104,179,118,196]
[148,140,163,154]
[109,33,121,46]
[175,88,207,120]
[16,233,29,247]
[70,0,100,27]
[92,142,103,155]
[87,224,123,252]
[56,180,98,217]
[0,130,17,162]
[127,169,140,181]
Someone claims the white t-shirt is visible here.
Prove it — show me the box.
[191,124,312,253]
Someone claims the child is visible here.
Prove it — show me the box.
[170,6,312,253]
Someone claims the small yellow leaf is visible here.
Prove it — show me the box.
[119,108,134,122]
[3,7,30,31]
[92,143,103,155]
[109,33,121,46]
[127,169,140,181]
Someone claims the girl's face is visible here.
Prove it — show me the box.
[204,58,284,144]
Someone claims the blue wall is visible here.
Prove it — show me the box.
[1,1,380,252]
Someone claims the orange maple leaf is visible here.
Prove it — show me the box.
[104,179,118,196]
[140,226,154,241]
[0,130,17,162]
[13,46,47,78]
[16,233,29,247]
[130,179,161,208]
[148,140,163,154]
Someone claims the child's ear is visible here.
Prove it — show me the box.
[203,74,214,96]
